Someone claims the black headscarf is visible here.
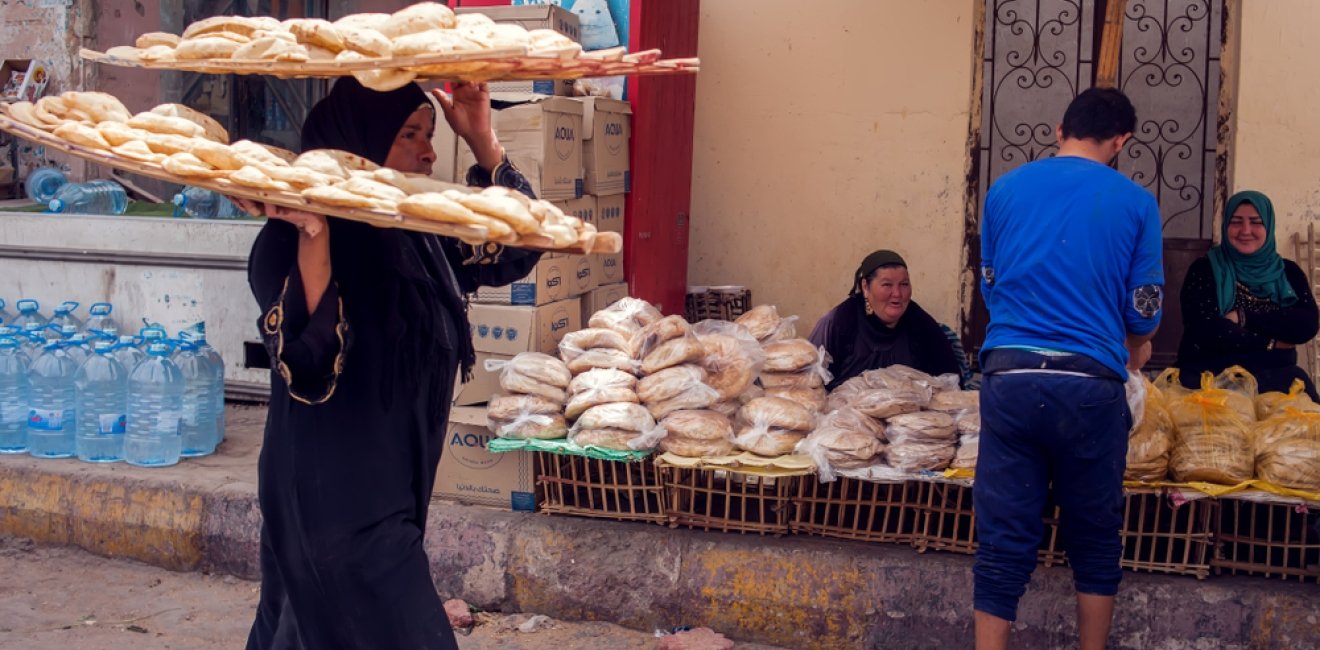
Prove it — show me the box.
[851,249,908,296]
[297,77,476,408]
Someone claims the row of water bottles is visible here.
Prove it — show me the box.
[0,317,225,467]
[3,298,121,341]
[27,167,242,219]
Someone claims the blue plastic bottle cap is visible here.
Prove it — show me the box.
[49,199,63,212]
[93,340,114,352]
[147,342,171,356]
[0,337,16,348]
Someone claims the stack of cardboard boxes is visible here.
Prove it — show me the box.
[437,5,632,512]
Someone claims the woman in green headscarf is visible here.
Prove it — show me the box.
[1176,190,1320,399]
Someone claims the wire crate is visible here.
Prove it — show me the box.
[791,477,921,545]
[659,462,801,535]
[684,286,752,322]
[1119,490,1217,578]
[914,480,1066,566]
[1212,496,1320,583]
[534,452,667,525]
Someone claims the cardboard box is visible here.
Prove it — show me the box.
[581,98,632,196]
[553,195,596,225]
[0,60,49,103]
[456,4,581,42]
[452,351,509,407]
[433,406,537,511]
[581,282,629,323]
[473,255,573,306]
[496,96,585,201]
[429,96,459,184]
[563,254,598,297]
[469,298,582,356]
[593,193,626,284]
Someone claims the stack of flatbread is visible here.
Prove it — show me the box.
[103,4,584,91]
[486,352,572,440]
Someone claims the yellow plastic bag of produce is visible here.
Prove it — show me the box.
[1212,365,1259,423]
[1153,367,1191,400]
[1126,378,1174,481]
[1254,379,1320,421]
[1167,372,1254,485]
[1253,408,1320,492]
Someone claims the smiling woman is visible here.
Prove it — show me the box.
[1175,190,1320,398]
[808,249,962,390]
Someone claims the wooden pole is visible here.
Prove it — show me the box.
[1096,0,1130,88]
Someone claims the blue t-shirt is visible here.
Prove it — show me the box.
[980,156,1164,378]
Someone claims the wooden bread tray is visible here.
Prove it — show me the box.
[0,106,620,255]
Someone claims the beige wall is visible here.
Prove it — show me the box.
[687,0,977,332]
[1232,0,1320,258]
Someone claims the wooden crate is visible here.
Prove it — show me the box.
[660,464,800,535]
[535,452,667,524]
[1120,491,1217,578]
[914,480,1066,566]
[1212,496,1320,583]
[791,477,921,545]
[684,287,752,322]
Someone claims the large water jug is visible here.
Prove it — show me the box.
[63,329,92,370]
[174,341,217,457]
[50,301,84,333]
[74,340,128,463]
[48,180,129,215]
[112,335,146,372]
[12,300,46,331]
[0,336,29,454]
[173,187,242,219]
[0,299,13,325]
[86,303,119,338]
[25,166,67,204]
[18,324,45,362]
[182,326,225,444]
[124,342,184,467]
[27,341,78,458]
[139,326,167,351]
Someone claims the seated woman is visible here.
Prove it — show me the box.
[809,250,962,391]
[1176,190,1320,399]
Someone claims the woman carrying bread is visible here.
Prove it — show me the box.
[234,78,539,650]
[1175,190,1320,399]
[808,250,962,390]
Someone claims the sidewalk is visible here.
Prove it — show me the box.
[0,404,1317,649]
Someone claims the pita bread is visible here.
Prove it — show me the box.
[230,165,293,192]
[232,37,309,62]
[338,50,416,91]
[284,18,345,52]
[255,163,336,190]
[332,13,390,31]
[105,46,146,63]
[251,29,298,43]
[150,103,228,144]
[112,140,166,164]
[397,192,514,238]
[307,45,338,61]
[379,3,457,39]
[339,27,392,57]
[302,184,390,211]
[231,139,294,167]
[369,168,465,195]
[175,36,243,60]
[128,112,204,138]
[444,189,539,234]
[53,122,112,150]
[6,102,54,131]
[162,152,230,179]
[136,32,180,49]
[144,133,196,156]
[96,121,153,147]
[182,15,268,40]
[391,29,482,58]
[338,176,407,204]
[188,140,245,170]
[293,148,378,177]
[66,92,131,123]
[139,45,178,62]
[34,96,73,124]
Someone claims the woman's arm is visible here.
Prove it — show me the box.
[1241,261,1320,345]
[1179,256,1269,354]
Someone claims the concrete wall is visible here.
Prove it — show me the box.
[1231,1,1320,257]
[686,1,978,332]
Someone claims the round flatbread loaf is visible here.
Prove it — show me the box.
[641,337,706,376]
[565,387,639,420]
[162,152,229,179]
[333,13,390,31]
[445,189,540,234]
[175,36,244,60]
[559,328,632,362]
[232,37,309,62]
[760,370,824,389]
[569,368,638,395]
[7,101,53,131]
[150,103,228,144]
[498,370,566,404]
[66,92,131,123]
[633,315,691,358]
[928,390,980,414]
[647,385,720,420]
[735,428,805,457]
[105,46,146,63]
[379,2,457,39]
[96,122,153,147]
[136,32,181,49]
[188,140,245,171]
[765,386,828,413]
[571,428,640,451]
[139,45,178,62]
[53,122,112,151]
[391,29,481,57]
[662,410,733,442]
[112,140,166,164]
[699,333,757,401]
[575,402,655,433]
[738,396,815,432]
[491,412,567,441]
[144,133,196,156]
[735,305,782,341]
[487,394,561,421]
[301,185,385,211]
[340,27,392,57]
[638,364,708,404]
[506,352,571,388]
[660,436,734,458]
[566,348,636,376]
[284,18,346,52]
[397,192,513,239]
[128,112,205,138]
[230,165,293,192]
[762,339,820,373]
[293,148,378,177]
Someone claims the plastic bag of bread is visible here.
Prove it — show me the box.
[564,377,640,420]
[659,409,735,457]
[1167,374,1254,484]
[632,314,691,359]
[826,376,867,411]
[733,396,815,456]
[764,386,828,413]
[955,410,981,436]
[640,335,707,375]
[484,353,571,403]
[852,387,931,419]
[734,427,806,457]
[951,432,979,470]
[638,365,707,403]
[646,382,720,420]
[762,368,826,390]
[692,319,765,401]
[796,420,883,482]
[709,400,741,418]
[487,395,568,440]
[570,427,640,451]
[762,339,822,373]
[886,439,956,472]
[588,297,662,338]
[885,411,957,445]
[1254,379,1320,420]
[928,390,979,414]
[734,304,784,342]
[1252,409,1320,491]
[558,328,632,364]
[566,348,639,376]
[1125,377,1174,481]
[570,402,665,451]
[1212,366,1259,423]
[569,368,637,395]
[1153,367,1191,400]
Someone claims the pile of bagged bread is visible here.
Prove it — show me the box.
[102,3,584,90]
[799,364,979,481]
[4,90,602,248]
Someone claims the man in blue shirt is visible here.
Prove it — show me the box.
[975,87,1163,650]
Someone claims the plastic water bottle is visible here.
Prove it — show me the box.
[139,326,167,351]
[20,323,46,362]
[13,299,46,331]
[50,301,84,334]
[182,326,225,444]
[86,303,119,338]
[63,329,91,369]
[0,299,13,325]
[173,187,242,220]
[0,336,30,454]
[112,335,146,372]
[74,340,127,463]
[27,341,78,458]
[124,342,184,467]
[174,341,217,457]
[25,167,67,204]
[48,180,129,215]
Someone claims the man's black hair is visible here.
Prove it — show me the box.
[1060,87,1137,141]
